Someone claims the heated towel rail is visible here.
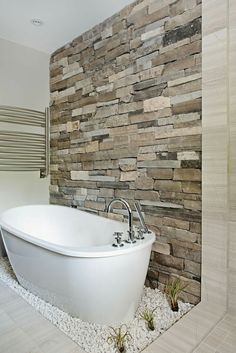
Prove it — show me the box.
[0,105,50,177]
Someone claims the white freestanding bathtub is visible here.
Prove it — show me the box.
[0,205,155,324]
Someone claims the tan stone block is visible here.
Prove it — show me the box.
[85,141,99,153]
[129,132,155,147]
[77,95,97,107]
[130,37,143,50]
[172,99,201,115]
[175,229,199,242]
[71,171,89,180]
[116,85,133,99]
[154,180,182,192]
[184,199,201,211]
[190,222,201,234]
[94,160,117,170]
[145,214,163,227]
[184,259,201,277]
[165,56,196,74]
[148,0,176,14]
[168,73,201,87]
[110,124,138,136]
[158,112,200,126]
[119,101,143,114]
[101,26,112,39]
[49,185,59,193]
[177,151,199,160]
[134,190,159,201]
[167,79,201,97]
[114,74,139,89]
[82,84,94,95]
[163,217,189,230]
[119,158,137,172]
[96,83,113,93]
[173,168,201,181]
[138,160,181,168]
[135,176,154,190]
[182,181,201,194]
[141,26,165,41]
[99,140,114,151]
[178,275,201,297]
[147,168,173,179]
[104,114,129,128]
[161,225,197,242]
[155,125,202,139]
[137,153,156,161]
[152,40,201,66]
[106,43,130,61]
[75,77,92,90]
[141,200,183,209]
[144,96,171,112]
[116,53,130,66]
[171,91,202,105]
[152,241,171,255]
[97,99,119,108]
[130,108,171,124]
[178,290,199,305]
[170,0,197,16]
[82,103,97,114]
[95,104,119,119]
[133,4,170,29]
[99,188,114,198]
[155,253,184,270]
[115,189,135,199]
[129,0,150,15]
[72,107,83,117]
[98,91,117,103]
[160,38,190,54]
[171,239,201,263]
[84,200,105,211]
[139,65,164,81]
[120,171,137,181]
[109,67,134,83]
[63,61,83,75]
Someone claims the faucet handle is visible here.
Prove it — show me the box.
[136,227,145,240]
[112,232,124,247]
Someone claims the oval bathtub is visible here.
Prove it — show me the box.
[0,205,155,324]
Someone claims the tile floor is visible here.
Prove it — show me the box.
[193,314,236,353]
[0,280,235,353]
[0,282,83,353]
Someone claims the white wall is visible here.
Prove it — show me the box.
[0,38,50,252]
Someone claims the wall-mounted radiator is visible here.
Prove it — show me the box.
[0,105,50,177]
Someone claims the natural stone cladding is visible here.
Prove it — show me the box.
[50,0,202,304]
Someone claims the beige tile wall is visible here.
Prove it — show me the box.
[229,0,236,316]
[201,0,228,308]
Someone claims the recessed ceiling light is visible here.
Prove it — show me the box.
[31,18,44,26]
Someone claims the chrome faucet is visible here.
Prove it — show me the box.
[107,198,136,243]
[134,202,150,235]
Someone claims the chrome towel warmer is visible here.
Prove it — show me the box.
[0,105,50,177]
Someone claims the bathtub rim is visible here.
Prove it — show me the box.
[0,204,155,258]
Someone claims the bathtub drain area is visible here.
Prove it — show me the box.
[0,258,192,353]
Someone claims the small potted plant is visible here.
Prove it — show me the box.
[165,277,187,312]
[139,307,157,331]
[107,324,131,353]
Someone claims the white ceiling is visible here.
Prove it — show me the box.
[0,0,133,54]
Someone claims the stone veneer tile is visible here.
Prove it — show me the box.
[50,0,202,303]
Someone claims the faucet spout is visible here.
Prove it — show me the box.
[107,198,135,243]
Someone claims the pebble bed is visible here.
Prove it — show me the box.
[0,257,193,353]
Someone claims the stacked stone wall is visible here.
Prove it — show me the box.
[50,0,202,303]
